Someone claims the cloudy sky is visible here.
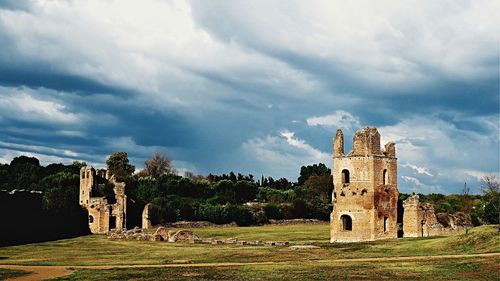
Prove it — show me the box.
[0,0,498,194]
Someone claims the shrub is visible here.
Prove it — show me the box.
[253,210,268,225]
[264,203,281,220]
[226,204,254,226]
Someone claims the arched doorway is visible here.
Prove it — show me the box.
[340,214,352,231]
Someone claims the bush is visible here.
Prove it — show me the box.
[484,195,500,224]
[198,204,228,224]
[264,203,281,220]
[292,199,309,218]
[253,210,268,224]
[470,213,482,226]
[279,204,294,219]
[256,187,295,203]
[150,197,179,224]
[309,203,332,221]
[226,204,254,226]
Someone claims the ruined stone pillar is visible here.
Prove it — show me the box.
[142,203,153,229]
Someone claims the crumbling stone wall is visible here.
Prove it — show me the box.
[79,166,127,234]
[330,127,399,242]
[403,194,472,237]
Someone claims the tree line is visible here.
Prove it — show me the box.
[1,153,498,229]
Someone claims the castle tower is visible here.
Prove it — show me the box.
[330,127,399,242]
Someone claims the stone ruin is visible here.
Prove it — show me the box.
[107,226,200,242]
[80,166,162,234]
[81,128,472,242]
[330,127,472,243]
[330,127,399,242]
[107,226,291,246]
[403,194,472,237]
[79,166,127,234]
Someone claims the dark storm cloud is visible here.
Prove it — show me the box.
[0,65,135,97]
[0,1,497,193]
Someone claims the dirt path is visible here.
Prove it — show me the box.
[2,252,499,281]
[1,266,73,281]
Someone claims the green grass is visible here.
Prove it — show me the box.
[0,268,31,279]
[0,225,498,266]
[50,257,500,281]
[0,224,498,281]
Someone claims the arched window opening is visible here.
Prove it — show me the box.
[341,215,352,231]
[89,215,94,223]
[341,169,350,184]
[383,169,388,185]
[109,216,116,230]
[361,189,367,195]
[383,216,388,232]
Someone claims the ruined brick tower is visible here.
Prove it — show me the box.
[330,127,398,242]
[79,166,127,234]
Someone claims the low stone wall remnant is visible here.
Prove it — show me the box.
[107,226,290,246]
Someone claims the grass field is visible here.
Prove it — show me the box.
[0,224,498,280]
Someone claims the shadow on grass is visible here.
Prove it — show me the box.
[0,268,31,279]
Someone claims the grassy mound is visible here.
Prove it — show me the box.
[443,225,500,253]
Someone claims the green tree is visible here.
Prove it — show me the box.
[297,163,331,186]
[0,164,11,190]
[39,172,80,211]
[136,177,161,203]
[303,174,333,203]
[10,156,40,167]
[481,175,499,224]
[106,152,135,181]
[484,196,500,224]
[9,157,41,190]
[65,161,87,174]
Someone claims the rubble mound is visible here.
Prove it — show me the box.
[168,230,199,242]
[153,227,170,241]
[108,227,289,247]
[163,221,237,228]
[108,227,155,241]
